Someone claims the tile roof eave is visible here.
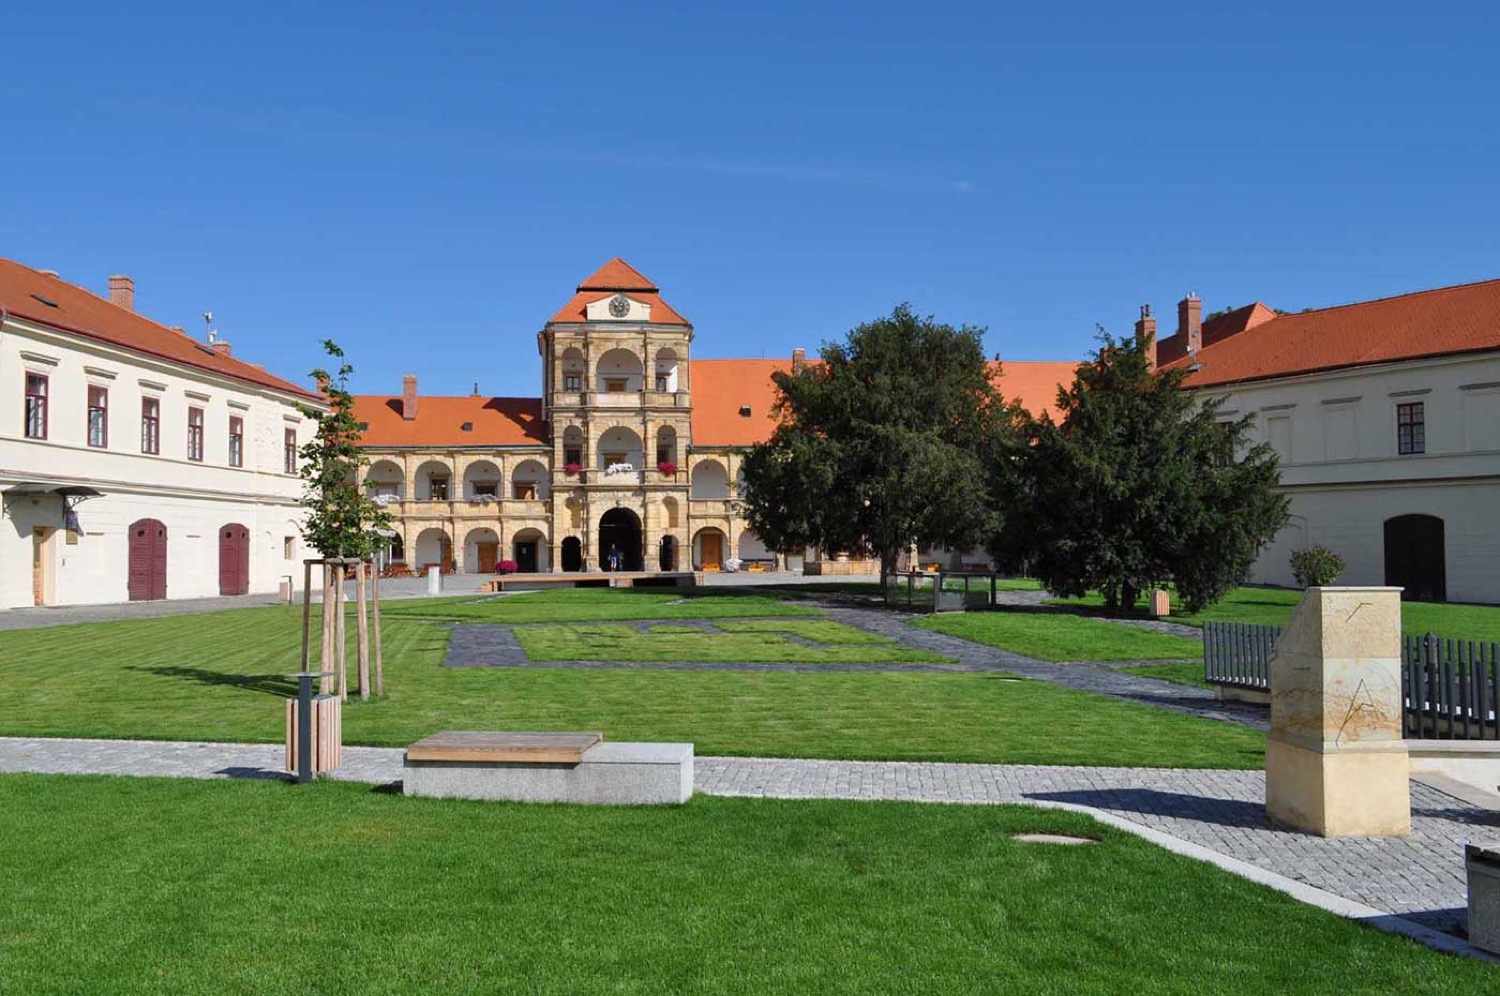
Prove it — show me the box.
[1184,344,1500,391]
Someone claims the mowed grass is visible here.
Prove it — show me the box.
[1047,585,1500,640]
[515,620,943,664]
[914,610,1203,662]
[1,775,1487,996]
[0,602,1263,767]
[382,586,816,624]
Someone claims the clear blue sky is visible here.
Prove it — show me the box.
[4,2,1498,397]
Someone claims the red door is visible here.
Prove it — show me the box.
[218,523,250,596]
[128,519,168,601]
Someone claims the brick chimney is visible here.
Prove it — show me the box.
[402,374,419,421]
[108,275,135,311]
[1178,293,1202,354]
[1134,304,1157,368]
[210,340,232,357]
[792,347,806,372]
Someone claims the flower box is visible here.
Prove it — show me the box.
[563,462,582,474]
[656,461,678,476]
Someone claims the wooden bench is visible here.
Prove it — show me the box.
[403,730,692,805]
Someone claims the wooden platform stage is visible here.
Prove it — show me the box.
[482,570,702,592]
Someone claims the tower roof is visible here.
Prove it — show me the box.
[576,257,659,292]
[548,257,690,326]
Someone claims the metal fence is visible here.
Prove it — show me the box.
[1203,620,1500,740]
[883,572,1003,612]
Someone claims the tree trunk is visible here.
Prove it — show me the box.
[356,560,370,701]
[1121,583,1140,614]
[372,561,384,698]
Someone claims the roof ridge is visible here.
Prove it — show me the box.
[1273,275,1500,320]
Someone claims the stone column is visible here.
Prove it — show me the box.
[1265,586,1410,837]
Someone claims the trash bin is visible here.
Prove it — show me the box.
[427,565,442,596]
[1467,842,1500,954]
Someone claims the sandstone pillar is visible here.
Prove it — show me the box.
[1266,586,1410,837]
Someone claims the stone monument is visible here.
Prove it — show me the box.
[1265,586,1410,837]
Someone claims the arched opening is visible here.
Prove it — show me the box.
[365,459,404,502]
[653,347,679,393]
[560,347,586,393]
[1384,514,1446,602]
[737,530,772,569]
[561,536,583,572]
[655,425,678,469]
[599,508,643,571]
[415,460,453,501]
[387,533,406,564]
[512,459,549,500]
[562,425,584,470]
[463,460,502,501]
[413,528,452,573]
[597,426,644,474]
[693,527,727,571]
[128,518,168,601]
[659,535,677,572]
[218,522,250,595]
[662,496,680,529]
[691,460,730,499]
[464,526,501,573]
[595,348,643,394]
[513,527,548,573]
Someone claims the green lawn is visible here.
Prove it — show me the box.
[382,586,816,623]
[913,610,1203,662]
[515,621,947,664]
[1,775,1485,996]
[1110,661,1212,690]
[1046,585,1500,640]
[0,601,1262,767]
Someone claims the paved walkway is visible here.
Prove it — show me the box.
[1,735,1492,941]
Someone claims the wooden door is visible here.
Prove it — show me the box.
[31,528,48,606]
[218,523,250,596]
[477,542,499,573]
[128,518,168,601]
[700,532,723,570]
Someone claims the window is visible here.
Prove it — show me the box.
[655,373,669,392]
[87,386,108,447]
[513,482,537,500]
[472,482,498,498]
[429,476,450,500]
[187,407,204,462]
[284,427,298,474]
[1397,402,1426,455]
[564,374,581,391]
[603,451,627,468]
[604,378,628,393]
[228,416,244,467]
[563,447,582,466]
[284,536,295,560]
[24,373,48,439]
[141,398,161,454]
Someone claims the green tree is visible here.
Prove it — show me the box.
[299,340,391,559]
[1003,328,1288,613]
[741,304,1025,580]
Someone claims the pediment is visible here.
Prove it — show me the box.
[585,293,653,322]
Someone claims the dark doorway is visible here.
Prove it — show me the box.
[1384,514,1446,602]
[514,539,539,574]
[659,535,677,572]
[128,518,168,601]
[561,536,583,572]
[218,523,250,596]
[599,508,643,571]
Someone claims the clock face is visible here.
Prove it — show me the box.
[608,294,631,318]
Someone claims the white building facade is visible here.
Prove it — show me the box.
[1,262,323,609]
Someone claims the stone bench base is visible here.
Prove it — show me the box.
[403,741,693,805]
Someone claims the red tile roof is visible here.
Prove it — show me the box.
[1169,278,1500,388]
[1156,302,1279,365]
[991,360,1077,422]
[353,395,547,447]
[0,258,320,401]
[547,257,691,326]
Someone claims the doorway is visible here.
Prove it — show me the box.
[218,523,249,596]
[477,542,499,573]
[598,508,643,571]
[31,527,51,606]
[698,529,724,571]
[128,518,168,601]
[659,535,676,572]
[514,540,538,573]
[561,536,583,572]
[1384,514,1446,602]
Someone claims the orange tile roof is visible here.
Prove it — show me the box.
[1170,277,1500,388]
[547,257,690,326]
[353,394,547,447]
[0,258,321,401]
[1156,302,1279,365]
[990,360,1077,422]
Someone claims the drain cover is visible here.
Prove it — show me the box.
[1009,833,1099,845]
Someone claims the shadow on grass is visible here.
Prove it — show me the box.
[126,665,297,698]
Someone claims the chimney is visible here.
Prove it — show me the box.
[210,340,232,357]
[402,374,419,421]
[108,275,135,311]
[1178,293,1202,354]
[792,347,806,372]
[1135,304,1157,368]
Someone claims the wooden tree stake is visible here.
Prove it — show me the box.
[320,563,334,695]
[356,560,371,701]
[334,561,348,701]
[372,562,384,697]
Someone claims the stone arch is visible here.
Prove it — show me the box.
[655,425,678,467]
[691,459,730,500]
[512,527,548,573]
[597,426,644,473]
[462,460,502,501]
[596,347,643,393]
[387,532,406,564]
[599,507,643,571]
[511,459,549,499]
[365,459,404,500]
[653,347,680,393]
[561,536,583,572]
[658,534,678,571]
[413,527,452,572]
[415,460,454,501]
[561,346,586,391]
[737,530,772,564]
[693,526,728,571]
[562,425,584,469]
[462,526,501,573]
[662,495,680,529]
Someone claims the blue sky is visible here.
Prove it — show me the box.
[4,2,1498,397]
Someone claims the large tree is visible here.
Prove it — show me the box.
[740,304,1024,580]
[1001,328,1289,613]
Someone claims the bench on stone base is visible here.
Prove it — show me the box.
[402,731,693,805]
